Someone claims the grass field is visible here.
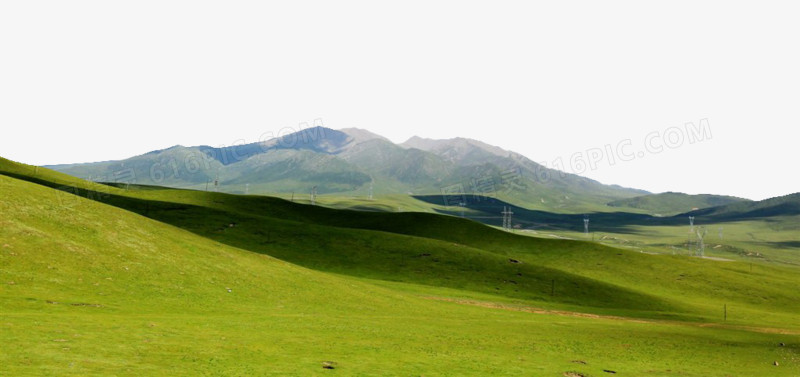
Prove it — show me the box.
[308,191,800,267]
[2,157,800,376]
[518,218,800,266]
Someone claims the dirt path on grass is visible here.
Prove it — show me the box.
[424,296,800,335]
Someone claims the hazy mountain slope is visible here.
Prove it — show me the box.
[339,138,454,188]
[400,135,648,210]
[223,149,372,192]
[338,127,391,143]
[46,145,224,187]
[608,192,751,215]
[46,127,648,210]
[401,136,511,164]
[685,192,800,220]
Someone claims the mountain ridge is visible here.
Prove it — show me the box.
[45,126,648,211]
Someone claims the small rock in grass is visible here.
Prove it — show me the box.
[773,361,779,366]
[322,361,336,369]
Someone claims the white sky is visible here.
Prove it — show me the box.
[1,1,797,200]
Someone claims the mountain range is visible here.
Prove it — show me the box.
[47,127,652,212]
[47,126,758,214]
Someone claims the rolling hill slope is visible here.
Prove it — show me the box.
[3,157,800,375]
[2,171,564,375]
[685,192,800,220]
[7,157,800,323]
[0,158,675,313]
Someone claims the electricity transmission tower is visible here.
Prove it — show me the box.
[311,186,317,206]
[501,206,513,230]
[696,226,707,257]
[583,216,589,236]
[687,216,696,253]
[368,181,374,200]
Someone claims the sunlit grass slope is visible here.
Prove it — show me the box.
[2,157,800,375]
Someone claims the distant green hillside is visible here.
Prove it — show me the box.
[686,192,800,220]
[608,192,749,215]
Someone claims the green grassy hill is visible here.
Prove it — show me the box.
[687,192,800,220]
[608,192,750,216]
[3,157,800,376]
[1,158,674,313]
